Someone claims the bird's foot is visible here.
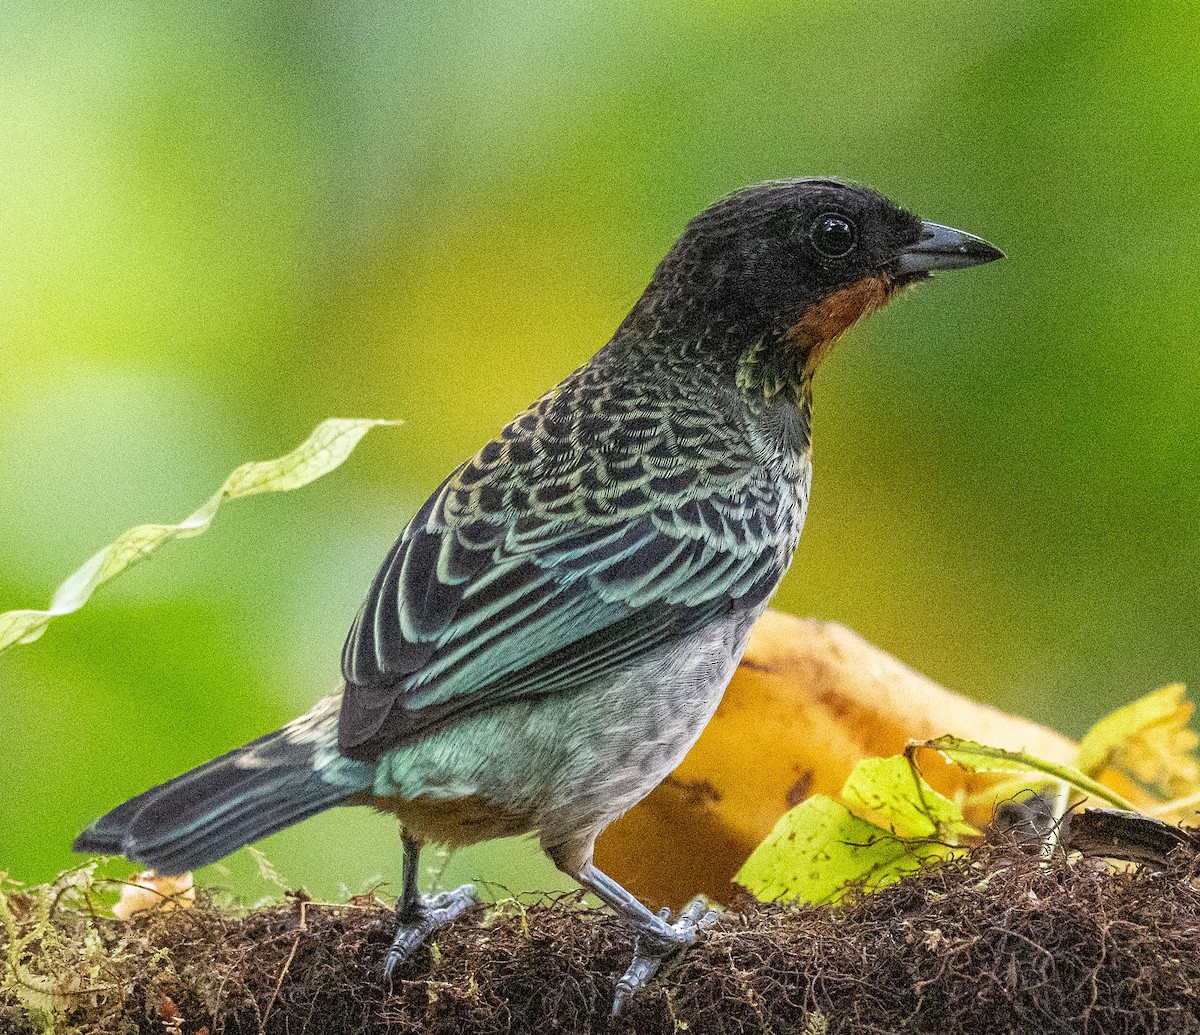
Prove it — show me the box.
[383,883,478,979]
[612,895,720,1016]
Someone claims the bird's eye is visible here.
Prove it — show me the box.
[810,214,858,258]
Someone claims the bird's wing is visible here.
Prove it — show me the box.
[338,374,803,757]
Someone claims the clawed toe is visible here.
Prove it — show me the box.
[382,882,478,979]
[612,895,721,1016]
[676,895,720,932]
[423,883,478,916]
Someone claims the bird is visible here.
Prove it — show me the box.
[74,178,1002,1013]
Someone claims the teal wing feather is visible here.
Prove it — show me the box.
[338,361,804,758]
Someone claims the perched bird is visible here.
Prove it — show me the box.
[74,179,1002,1012]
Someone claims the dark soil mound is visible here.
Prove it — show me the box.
[4,841,1200,1034]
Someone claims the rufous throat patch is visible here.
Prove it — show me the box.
[790,274,894,373]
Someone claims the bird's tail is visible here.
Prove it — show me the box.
[74,695,373,875]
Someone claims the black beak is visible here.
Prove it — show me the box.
[892,221,1004,276]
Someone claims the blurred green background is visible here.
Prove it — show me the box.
[2,0,1198,901]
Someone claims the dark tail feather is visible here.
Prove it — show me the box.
[74,715,369,875]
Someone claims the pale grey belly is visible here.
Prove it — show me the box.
[372,604,764,850]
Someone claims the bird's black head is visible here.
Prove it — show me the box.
[621,178,1002,380]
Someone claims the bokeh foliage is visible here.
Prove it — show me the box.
[2,0,1197,898]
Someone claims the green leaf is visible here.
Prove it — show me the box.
[1075,684,1200,797]
[841,755,974,840]
[0,418,400,652]
[734,794,950,904]
[920,735,1137,811]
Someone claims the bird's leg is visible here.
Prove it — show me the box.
[565,853,720,1016]
[383,833,478,978]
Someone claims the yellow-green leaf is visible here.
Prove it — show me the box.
[735,794,950,904]
[842,755,974,840]
[920,736,1137,811]
[0,418,400,652]
[1075,684,1200,798]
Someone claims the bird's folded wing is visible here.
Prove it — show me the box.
[337,468,790,757]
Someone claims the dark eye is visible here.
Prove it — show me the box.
[810,214,858,258]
